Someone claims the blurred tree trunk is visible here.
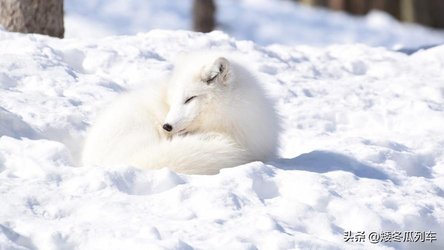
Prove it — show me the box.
[369,0,400,19]
[0,0,64,38]
[193,0,216,33]
[300,0,328,7]
[431,0,444,28]
[346,0,370,15]
[314,0,328,7]
[328,0,346,11]
[400,0,432,26]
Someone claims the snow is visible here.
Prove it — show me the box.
[1,27,443,249]
[64,0,444,50]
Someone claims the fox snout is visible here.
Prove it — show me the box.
[162,123,173,132]
[163,106,193,134]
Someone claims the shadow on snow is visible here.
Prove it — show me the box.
[273,150,391,181]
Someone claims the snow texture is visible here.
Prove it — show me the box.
[1,28,444,250]
[64,0,444,50]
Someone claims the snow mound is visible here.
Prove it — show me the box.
[0,29,444,249]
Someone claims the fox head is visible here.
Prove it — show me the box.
[163,53,233,135]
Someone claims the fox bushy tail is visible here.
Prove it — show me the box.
[128,133,252,175]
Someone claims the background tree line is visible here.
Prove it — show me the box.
[297,0,444,29]
[0,0,443,39]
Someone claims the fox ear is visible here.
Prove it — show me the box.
[202,57,230,85]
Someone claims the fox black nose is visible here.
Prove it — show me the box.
[163,123,173,132]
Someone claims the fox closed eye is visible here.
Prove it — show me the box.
[206,74,218,84]
[184,96,197,104]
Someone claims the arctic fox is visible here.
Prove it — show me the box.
[82,52,281,174]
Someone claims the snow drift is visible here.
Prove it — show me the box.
[0,28,443,249]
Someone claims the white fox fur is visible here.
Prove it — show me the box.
[82,52,281,174]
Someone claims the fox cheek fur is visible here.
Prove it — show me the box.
[163,57,231,134]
